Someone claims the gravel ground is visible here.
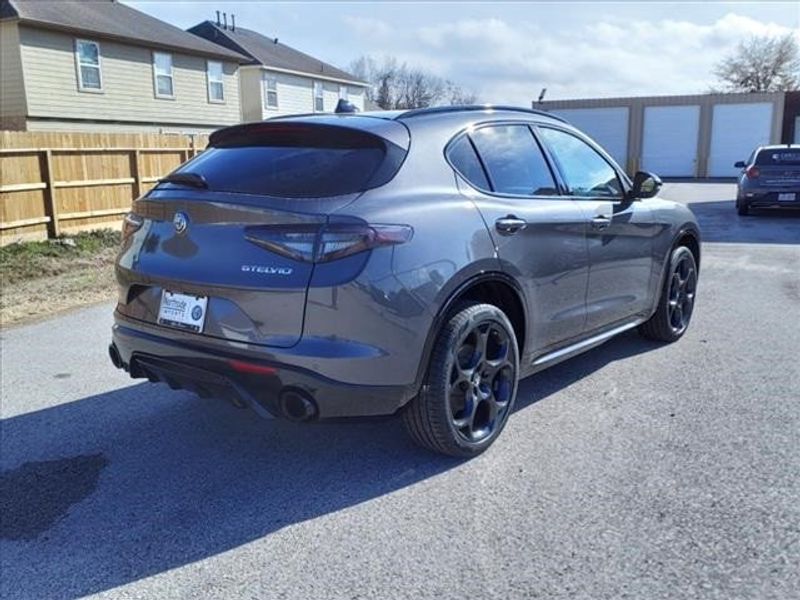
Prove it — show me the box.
[1,183,798,599]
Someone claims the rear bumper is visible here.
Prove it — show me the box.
[111,319,415,419]
[740,190,800,209]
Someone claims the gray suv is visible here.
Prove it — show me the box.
[109,105,701,457]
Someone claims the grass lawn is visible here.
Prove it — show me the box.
[0,230,120,326]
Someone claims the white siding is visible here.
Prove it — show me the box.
[239,66,368,119]
[708,103,773,177]
[0,21,27,128]
[641,105,700,177]
[553,107,629,168]
[18,26,241,128]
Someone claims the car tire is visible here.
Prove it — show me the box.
[403,302,520,458]
[638,245,698,343]
[736,199,750,216]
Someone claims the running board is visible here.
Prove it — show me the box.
[531,319,644,371]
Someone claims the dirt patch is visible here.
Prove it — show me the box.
[0,231,119,327]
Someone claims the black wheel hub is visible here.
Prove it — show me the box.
[448,321,515,443]
[668,254,697,334]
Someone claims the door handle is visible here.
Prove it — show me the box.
[591,215,611,230]
[495,215,527,235]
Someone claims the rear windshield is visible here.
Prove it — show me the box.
[756,149,800,166]
[164,124,406,198]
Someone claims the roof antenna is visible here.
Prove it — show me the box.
[231,14,235,31]
[222,12,227,30]
[216,10,220,26]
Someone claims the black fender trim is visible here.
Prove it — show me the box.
[407,271,528,400]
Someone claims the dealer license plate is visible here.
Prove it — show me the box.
[778,193,796,201]
[158,290,208,333]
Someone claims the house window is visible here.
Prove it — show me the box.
[339,85,348,100]
[314,81,324,112]
[263,73,278,109]
[75,39,102,91]
[207,60,224,102]
[153,52,174,98]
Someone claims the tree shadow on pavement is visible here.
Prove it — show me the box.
[1,330,658,599]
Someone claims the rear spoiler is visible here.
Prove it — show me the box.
[209,118,410,151]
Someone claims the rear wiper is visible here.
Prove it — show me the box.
[158,172,208,189]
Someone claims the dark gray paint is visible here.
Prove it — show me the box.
[113,107,700,414]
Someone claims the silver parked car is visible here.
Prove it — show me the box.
[109,105,701,457]
[735,145,800,215]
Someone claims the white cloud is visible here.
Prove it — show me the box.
[342,12,800,103]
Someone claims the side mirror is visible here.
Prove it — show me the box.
[734,161,746,169]
[630,171,662,200]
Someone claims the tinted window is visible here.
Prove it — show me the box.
[539,127,623,198]
[447,135,490,189]
[165,124,405,198]
[756,149,800,166]
[470,125,558,196]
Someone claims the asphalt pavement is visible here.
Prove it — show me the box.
[1,183,799,599]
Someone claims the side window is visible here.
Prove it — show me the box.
[470,125,558,196]
[75,39,102,92]
[447,136,490,190]
[538,127,623,198]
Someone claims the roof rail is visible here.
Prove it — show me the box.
[396,104,568,123]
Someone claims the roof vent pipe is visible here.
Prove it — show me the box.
[231,14,235,31]
[223,12,227,29]
[216,10,220,26]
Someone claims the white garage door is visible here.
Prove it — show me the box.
[641,105,700,177]
[708,103,773,177]
[553,107,629,169]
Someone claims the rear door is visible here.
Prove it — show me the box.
[537,126,657,331]
[116,120,409,348]
[448,123,590,352]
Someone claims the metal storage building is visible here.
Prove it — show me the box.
[541,91,799,178]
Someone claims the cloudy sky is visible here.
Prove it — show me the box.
[129,1,800,103]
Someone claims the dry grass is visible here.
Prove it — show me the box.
[0,231,119,327]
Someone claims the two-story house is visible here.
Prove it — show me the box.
[0,0,248,132]
[188,18,369,121]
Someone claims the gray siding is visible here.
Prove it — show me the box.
[0,21,27,129]
[18,25,241,128]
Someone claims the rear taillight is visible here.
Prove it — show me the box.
[746,166,760,179]
[121,213,143,240]
[245,223,413,263]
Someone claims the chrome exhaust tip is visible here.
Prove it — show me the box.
[278,388,318,422]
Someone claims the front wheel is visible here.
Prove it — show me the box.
[403,303,519,458]
[638,245,698,343]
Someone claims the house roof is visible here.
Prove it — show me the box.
[188,20,368,86]
[0,0,248,62]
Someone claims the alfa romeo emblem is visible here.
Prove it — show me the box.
[173,212,189,234]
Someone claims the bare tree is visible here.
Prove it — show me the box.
[349,55,477,109]
[713,34,800,93]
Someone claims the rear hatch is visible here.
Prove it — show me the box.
[755,148,800,188]
[116,118,409,348]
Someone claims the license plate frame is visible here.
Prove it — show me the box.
[157,290,208,333]
[777,193,796,202]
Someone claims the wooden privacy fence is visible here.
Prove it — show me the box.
[0,131,209,245]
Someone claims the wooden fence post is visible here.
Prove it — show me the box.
[131,149,142,199]
[42,149,60,238]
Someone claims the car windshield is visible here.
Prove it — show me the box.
[755,149,800,166]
